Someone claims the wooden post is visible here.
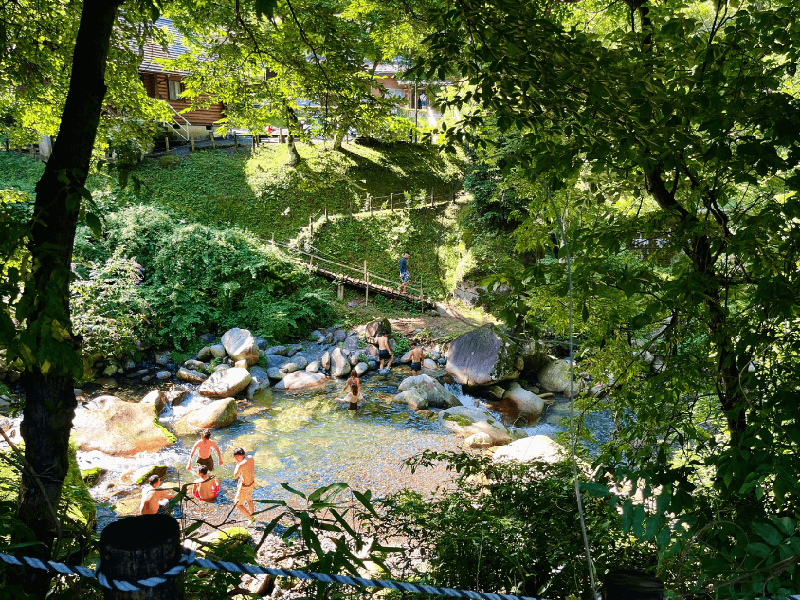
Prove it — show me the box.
[430,189,434,208]
[234,132,238,152]
[337,283,344,301]
[209,132,216,150]
[165,136,170,153]
[390,193,393,212]
[369,195,373,217]
[190,135,195,152]
[604,570,664,600]
[309,216,313,238]
[99,514,182,600]
[310,254,314,266]
[252,134,256,150]
[364,260,368,306]
[349,199,353,219]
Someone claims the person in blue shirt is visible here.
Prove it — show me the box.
[398,251,410,293]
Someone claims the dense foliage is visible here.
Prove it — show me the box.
[374,451,652,600]
[415,0,800,595]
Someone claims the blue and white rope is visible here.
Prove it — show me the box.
[0,551,546,600]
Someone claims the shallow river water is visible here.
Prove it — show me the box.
[74,365,611,532]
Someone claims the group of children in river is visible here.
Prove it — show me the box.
[139,329,428,521]
[336,333,426,411]
[138,429,256,521]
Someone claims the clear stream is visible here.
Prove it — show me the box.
[75,365,611,531]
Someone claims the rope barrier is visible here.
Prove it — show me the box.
[0,550,549,600]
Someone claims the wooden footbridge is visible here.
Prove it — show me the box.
[271,240,436,307]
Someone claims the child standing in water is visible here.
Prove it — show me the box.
[341,381,364,410]
[187,429,223,472]
[232,447,256,520]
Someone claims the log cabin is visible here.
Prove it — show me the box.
[138,17,225,139]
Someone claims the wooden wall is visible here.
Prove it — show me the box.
[140,72,224,127]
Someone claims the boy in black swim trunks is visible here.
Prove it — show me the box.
[409,341,424,375]
[377,331,394,370]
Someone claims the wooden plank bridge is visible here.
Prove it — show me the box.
[271,240,436,307]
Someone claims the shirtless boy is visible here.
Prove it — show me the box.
[139,475,174,515]
[232,447,255,520]
[377,331,394,371]
[187,429,223,472]
[192,465,220,502]
[409,341,424,376]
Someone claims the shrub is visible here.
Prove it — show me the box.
[372,451,654,600]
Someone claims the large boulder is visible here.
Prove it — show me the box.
[423,358,438,370]
[71,395,175,456]
[140,389,167,415]
[437,406,513,446]
[365,318,391,340]
[333,329,347,342]
[399,351,412,364]
[221,328,260,366]
[331,348,351,378]
[537,360,582,394]
[174,398,238,436]
[397,374,461,408]
[198,367,252,398]
[464,432,494,449]
[210,344,227,359]
[246,366,270,400]
[392,390,428,410]
[280,362,300,374]
[292,355,309,370]
[267,367,284,381]
[504,383,544,422]
[263,354,290,369]
[306,361,320,373]
[493,435,565,464]
[445,324,521,387]
[275,371,328,391]
[355,362,369,376]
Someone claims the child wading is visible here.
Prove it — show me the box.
[187,429,223,472]
[139,475,174,515]
[409,341,424,376]
[192,465,219,502]
[377,331,394,371]
[398,251,410,293]
[232,447,256,521]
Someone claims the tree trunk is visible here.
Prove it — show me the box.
[16,0,123,596]
[285,104,301,166]
[333,127,346,150]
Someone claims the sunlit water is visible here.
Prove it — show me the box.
[74,367,614,531]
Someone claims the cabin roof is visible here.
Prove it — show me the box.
[138,17,190,76]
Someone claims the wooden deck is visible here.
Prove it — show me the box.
[312,265,435,306]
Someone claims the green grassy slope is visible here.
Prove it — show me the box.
[1,142,466,298]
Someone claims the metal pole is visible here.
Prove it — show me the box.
[414,81,418,143]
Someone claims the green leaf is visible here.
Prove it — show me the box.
[280,482,307,499]
[753,522,781,546]
[579,482,609,497]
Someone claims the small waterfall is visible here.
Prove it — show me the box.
[444,382,480,408]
